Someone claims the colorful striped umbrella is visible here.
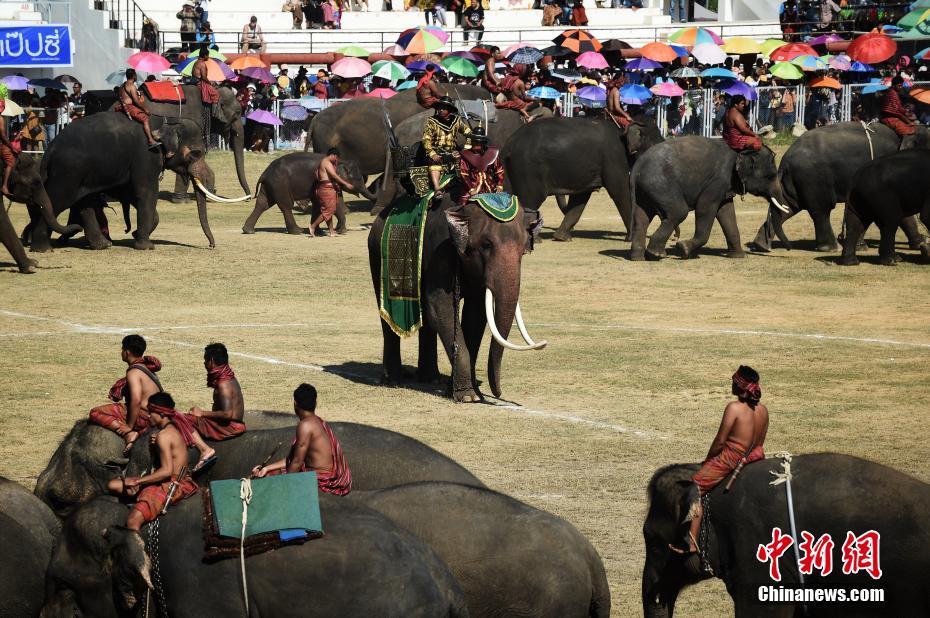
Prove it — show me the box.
[552,29,602,53]
[769,43,819,61]
[335,45,371,57]
[668,26,724,46]
[177,57,234,81]
[441,56,479,77]
[331,57,372,78]
[128,51,170,73]
[770,61,804,79]
[527,86,561,99]
[371,60,410,81]
[576,51,609,69]
[229,56,267,70]
[651,81,685,97]
[791,54,829,71]
[640,42,678,62]
[397,26,448,54]
[670,44,689,58]
[915,46,930,60]
[620,83,652,104]
[691,43,727,64]
[846,33,896,64]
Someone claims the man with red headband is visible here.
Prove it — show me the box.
[185,342,246,469]
[107,392,199,530]
[416,64,444,109]
[671,365,769,556]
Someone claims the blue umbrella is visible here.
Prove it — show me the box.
[849,61,874,72]
[625,57,662,71]
[509,47,544,65]
[700,67,738,79]
[280,104,310,121]
[527,86,561,99]
[862,79,890,94]
[620,83,652,104]
[576,85,606,101]
[670,44,689,58]
[396,80,416,90]
[721,79,757,100]
[1,75,30,90]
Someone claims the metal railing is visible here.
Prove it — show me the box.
[96,0,159,52]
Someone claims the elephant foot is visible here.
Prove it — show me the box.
[286,227,304,235]
[629,249,645,261]
[837,255,859,266]
[30,243,52,254]
[726,249,747,259]
[920,244,930,261]
[17,261,36,274]
[552,230,572,242]
[878,254,898,266]
[747,241,771,253]
[133,238,155,251]
[171,193,190,204]
[242,226,256,234]
[415,368,442,384]
[675,240,697,259]
[89,239,112,251]
[815,242,841,253]
[909,236,929,250]
[452,388,481,403]
[644,248,666,261]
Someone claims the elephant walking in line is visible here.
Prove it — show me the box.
[840,149,930,265]
[643,454,930,618]
[751,121,929,253]
[630,138,782,260]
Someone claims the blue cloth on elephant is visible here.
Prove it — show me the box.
[469,192,519,222]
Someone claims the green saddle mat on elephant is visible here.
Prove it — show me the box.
[379,175,454,337]
[469,192,519,222]
[209,472,322,538]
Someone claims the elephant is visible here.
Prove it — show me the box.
[840,149,930,265]
[501,114,664,242]
[0,476,60,559]
[751,121,930,253]
[0,511,48,617]
[0,154,80,272]
[352,481,611,617]
[35,417,485,518]
[30,112,215,252]
[642,454,930,617]
[368,188,546,403]
[241,152,375,235]
[42,495,469,617]
[630,138,782,260]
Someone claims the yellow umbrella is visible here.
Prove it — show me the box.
[760,38,786,57]
[724,37,761,55]
[1,98,24,117]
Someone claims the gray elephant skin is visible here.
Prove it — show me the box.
[630,138,781,260]
[351,481,611,617]
[35,419,484,518]
[752,122,929,252]
[42,496,469,617]
[241,152,375,235]
[643,453,930,617]
[840,149,930,265]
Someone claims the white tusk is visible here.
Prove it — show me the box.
[192,178,253,203]
[515,302,547,350]
[770,197,790,214]
[485,289,547,352]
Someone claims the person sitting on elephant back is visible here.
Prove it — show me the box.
[496,64,533,121]
[606,76,633,129]
[481,47,503,96]
[192,46,221,109]
[457,126,504,205]
[416,64,444,110]
[423,95,472,199]
[722,95,761,152]
[0,96,21,197]
[106,392,199,531]
[115,69,160,150]
[671,366,768,558]
[880,75,918,148]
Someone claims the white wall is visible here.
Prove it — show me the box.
[61,0,132,90]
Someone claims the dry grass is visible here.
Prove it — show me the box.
[1,148,929,616]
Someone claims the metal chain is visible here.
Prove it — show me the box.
[145,519,170,618]
[698,494,715,576]
[450,257,461,398]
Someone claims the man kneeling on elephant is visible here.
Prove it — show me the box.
[107,392,199,531]
[671,366,768,557]
[722,95,761,152]
[457,127,504,205]
[251,384,352,496]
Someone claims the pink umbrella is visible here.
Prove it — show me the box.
[128,51,170,73]
[502,42,536,58]
[383,44,409,56]
[650,81,685,97]
[331,57,372,78]
[576,51,609,69]
[365,87,398,98]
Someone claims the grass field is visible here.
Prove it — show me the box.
[1,149,929,616]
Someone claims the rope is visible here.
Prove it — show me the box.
[239,478,253,616]
[860,120,876,161]
[769,452,805,588]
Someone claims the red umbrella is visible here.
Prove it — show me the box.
[847,33,897,64]
[769,43,818,61]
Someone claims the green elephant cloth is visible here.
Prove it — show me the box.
[380,175,454,337]
[469,192,519,222]
[210,472,322,538]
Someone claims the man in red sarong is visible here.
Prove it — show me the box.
[457,127,504,205]
[252,383,352,496]
[0,98,20,198]
[88,334,164,455]
[107,392,199,530]
[115,69,160,149]
[496,64,533,121]
[309,147,354,237]
[192,46,221,106]
[606,77,633,129]
[722,95,762,152]
[481,47,504,95]
[416,64,444,110]
[186,342,246,443]
[881,75,917,147]
[671,366,769,556]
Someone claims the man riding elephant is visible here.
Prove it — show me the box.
[422,96,471,199]
[722,95,761,152]
[880,75,918,149]
[456,126,504,205]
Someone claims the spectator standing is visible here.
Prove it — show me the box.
[819,0,841,29]
[779,86,795,130]
[141,17,159,52]
[668,0,686,23]
[433,0,448,25]
[195,0,209,28]
[288,0,304,28]
[463,0,484,41]
[177,3,198,51]
[571,0,588,25]
[313,70,331,98]
[40,89,62,143]
[70,82,86,107]
[196,21,217,50]
[241,16,267,53]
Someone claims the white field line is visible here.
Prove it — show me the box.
[0,309,660,439]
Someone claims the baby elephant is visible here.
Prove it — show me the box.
[841,149,930,266]
[242,152,374,235]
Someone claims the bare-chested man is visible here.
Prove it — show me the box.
[107,392,199,530]
[185,342,246,470]
[481,47,503,96]
[116,68,160,149]
[606,78,633,128]
[252,383,351,496]
[89,335,164,455]
[192,46,220,110]
[416,64,444,110]
[722,95,761,152]
[672,365,769,555]
[309,147,353,238]
[496,65,533,121]
[0,97,20,197]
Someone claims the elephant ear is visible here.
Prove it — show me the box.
[104,526,152,610]
[445,207,470,255]
[523,209,543,254]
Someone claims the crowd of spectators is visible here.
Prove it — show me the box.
[780,0,910,40]
[2,79,88,152]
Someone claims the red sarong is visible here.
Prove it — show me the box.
[311,181,339,221]
[881,117,916,136]
[692,440,764,495]
[88,402,150,433]
[187,416,247,441]
[0,144,16,168]
[496,99,528,111]
[268,418,352,495]
[114,102,150,123]
[132,476,198,522]
[199,80,220,105]
[723,125,761,151]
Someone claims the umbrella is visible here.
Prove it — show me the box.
[396,80,416,91]
[1,98,24,117]
[916,46,930,60]
[625,57,662,71]
[847,33,897,64]
[898,7,930,28]
[468,46,493,57]
[105,70,133,86]
[700,67,737,79]
[723,37,762,54]
[240,66,275,83]
[691,43,727,64]
[669,44,689,58]
[551,68,582,82]
[331,57,372,79]
[769,43,818,61]
[407,60,444,73]
[365,87,398,98]
[848,61,874,72]
[371,60,410,81]
[229,56,267,70]
[861,80,890,94]
[909,86,930,103]
[651,81,685,97]
[508,46,544,65]
[828,54,852,70]
[336,45,370,57]
[540,45,573,57]
[527,86,561,99]
[668,26,724,46]
[449,50,483,63]
[576,51,609,69]
[809,76,842,89]
[28,78,67,90]
[53,74,80,84]
[807,33,844,47]
[722,80,757,100]
[178,57,234,81]
[601,39,631,51]
[670,66,701,78]
[128,51,170,73]
[383,44,409,56]
[206,48,227,61]
[760,38,787,56]
[397,26,447,54]
[576,85,606,107]
[791,54,829,71]
[441,56,480,77]
[640,42,678,62]
[247,109,282,126]
[770,61,804,79]
[280,104,310,121]
[620,83,652,104]
[552,29,602,54]
[1,75,30,90]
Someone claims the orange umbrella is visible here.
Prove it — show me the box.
[552,29,602,53]
[809,76,841,89]
[229,56,267,70]
[640,42,678,63]
[847,33,897,64]
[909,87,930,104]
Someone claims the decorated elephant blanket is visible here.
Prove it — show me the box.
[141,80,186,104]
[469,192,519,222]
[209,473,323,538]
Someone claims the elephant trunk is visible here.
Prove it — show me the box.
[35,189,81,236]
[230,117,250,196]
[357,183,377,201]
[190,160,216,248]
[642,563,677,618]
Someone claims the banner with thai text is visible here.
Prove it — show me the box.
[0,25,73,68]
